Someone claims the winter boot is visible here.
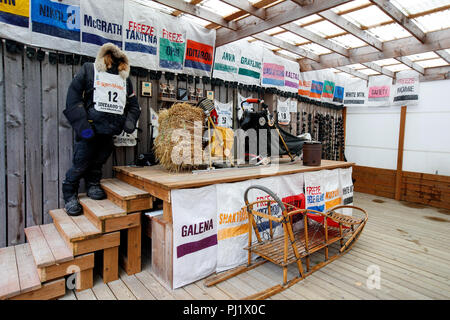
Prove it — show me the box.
[62,180,83,216]
[86,183,106,200]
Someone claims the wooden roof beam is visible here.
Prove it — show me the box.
[395,56,425,74]
[253,33,320,62]
[435,50,450,64]
[370,0,426,43]
[215,0,353,46]
[335,66,369,80]
[362,61,395,78]
[318,10,383,51]
[152,0,237,30]
[220,0,267,20]
[282,23,350,57]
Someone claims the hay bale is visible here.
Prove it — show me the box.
[154,103,205,172]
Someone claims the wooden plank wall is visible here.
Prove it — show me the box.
[353,165,450,210]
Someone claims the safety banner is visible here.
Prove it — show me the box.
[81,0,124,57]
[184,22,215,77]
[392,70,420,106]
[0,0,29,41]
[367,75,392,107]
[31,0,80,53]
[324,169,342,210]
[123,0,159,70]
[284,58,300,93]
[172,185,218,289]
[261,48,285,88]
[236,40,263,86]
[213,43,239,82]
[344,77,367,107]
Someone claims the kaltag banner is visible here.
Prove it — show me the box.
[236,39,263,86]
[284,58,300,93]
[183,21,216,77]
[212,43,240,82]
[343,77,367,107]
[172,185,218,289]
[158,14,186,72]
[392,70,420,106]
[0,0,30,43]
[367,75,392,107]
[30,0,80,53]
[123,1,159,70]
[81,0,124,57]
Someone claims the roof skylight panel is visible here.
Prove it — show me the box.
[390,0,450,15]
[330,34,367,49]
[277,50,302,59]
[274,32,308,45]
[304,20,345,37]
[384,64,411,72]
[332,0,372,14]
[342,5,392,28]
[181,14,211,27]
[416,58,449,68]
[200,0,240,16]
[294,14,322,26]
[413,10,450,32]
[298,43,331,55]
[405,52,439,61]
[358,68,380,75]
[137,0,176,14]
[366,24,412,41]
[264,27,285,35]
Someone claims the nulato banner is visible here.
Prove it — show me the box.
[261,49,285,88]
[309,71,324,101]
[31,0,80,53]
[343,77,367,107]
[172,185,218,289]
[338,167,353,216]
[333,74,345,105]
[159,15,186,72]
[216,180,252,272]
[304,170,325,212]
[184,22,216,77]
[215,100,233,128]
[236,40,263,86]
[123,0,159,70]
[298,71,314,97]
[321,70,336,103]
[81,0,124,57]
[392,70,420,106]
[0,0,30,42]
[367,75,392,107]
[213,43,239,82]
[324,169,342,210]
[284,59,300,93]
[277,97,290,126]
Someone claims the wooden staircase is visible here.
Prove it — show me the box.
[0,177,154,300]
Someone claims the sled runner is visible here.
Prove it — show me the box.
[204,185,368,300]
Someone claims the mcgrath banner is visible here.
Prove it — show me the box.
[343,77,367,107]
[215,100,233,128]
[284,59,300,93]
[304,170,325,212]
[159,15,186,72]
[216,180,252,272]
[172,185,218,289]
[123,0,159,69]
[184,21,215,77]
[298,71,314,97]
[81,0,124,57]
[367,75,392,107]
[31,0,80,53]
[0,0,30,42]
[213,43,239,82]
[338,167,353,216]
[392,70,420,106]
[261,49,285,88]
[323,169,342,210]
[236,40,263,86]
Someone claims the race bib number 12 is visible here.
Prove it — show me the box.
[93,70,127,115]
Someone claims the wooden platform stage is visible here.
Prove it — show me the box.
[60,192,450,300]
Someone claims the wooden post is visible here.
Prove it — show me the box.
[395,106,407,200]
[123,225,142,275]
[102,246,119,283]
[76,268,94,292]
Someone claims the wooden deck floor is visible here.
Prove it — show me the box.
[60,192,450,300]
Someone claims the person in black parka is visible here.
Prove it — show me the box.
[63,43,140,216]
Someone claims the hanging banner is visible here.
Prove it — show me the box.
[309,71,324,100]
[213,43,239,82]
[304,170,325,212]
[261,49,285,88]
[236,40,263,86]
[278,173,305,232]
[367,75,392,107]
[216,180,252,272]
[277,97,290,126]
[333,74,345,105]
[392,70,420,106]
[184,21,216,77]
[0,0,30,42]
[215,100,233,128]
[339,167,353,216]
[81,0,124,57]
[343,77,367,107]
[283,59,300,93]
[158,16,186,72]
[298,71,314,97]
[31,0,80,53]
[172,185,218,289]
[123,0,159,69]
[324,169,342,210]
[321,70,336,103]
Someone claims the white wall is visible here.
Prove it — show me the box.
[345,79,450,175]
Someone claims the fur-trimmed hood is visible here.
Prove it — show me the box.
[94,43,130,79]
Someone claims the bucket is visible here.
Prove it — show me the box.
[303,141,322,166]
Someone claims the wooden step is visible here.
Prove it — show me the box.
[101,178,154,212]
[25,224,73,268]
[38,253,94,283]
[49,209,101,245]
[0,244,41,300]
[9,278,65,300]
[79,195,126,231]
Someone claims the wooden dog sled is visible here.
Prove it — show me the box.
[204,185,368,300]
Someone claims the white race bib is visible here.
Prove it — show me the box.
[93,70,127,115]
